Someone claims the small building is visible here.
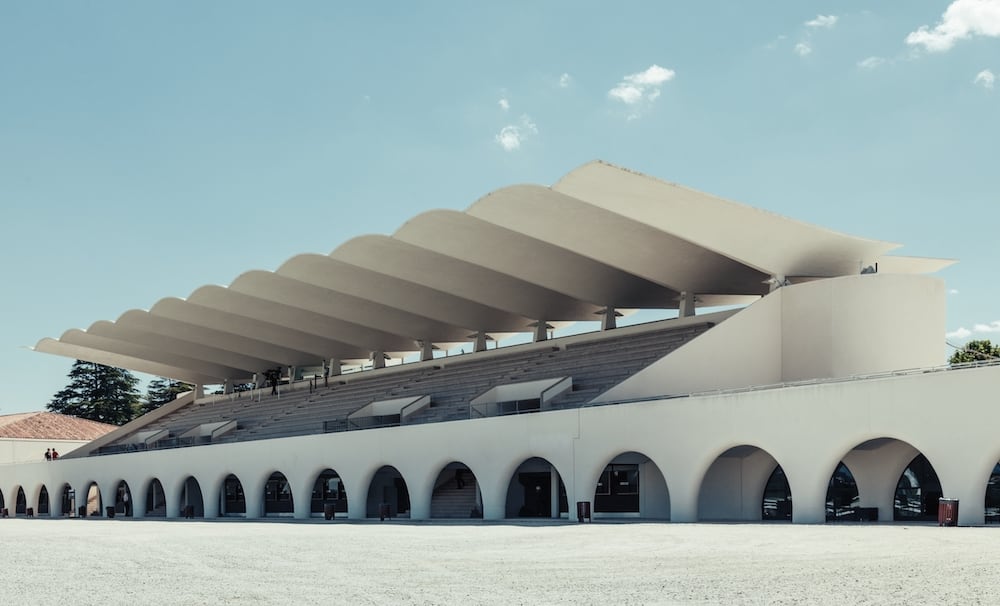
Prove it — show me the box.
[0,412,116,464]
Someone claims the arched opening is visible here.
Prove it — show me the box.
[505,457,567,519]
[894,454,942,521]
[311,469,347,517]
[38,485,50,516]
[263,472,293,516]
[146,478,166,517]
[366,466,410,519]
[761,466,792,521]
[826,462,861,521]
[61,483,74,517]
[593,452,670,519]
[833,437,925,523]
[180,476,204,518]
[431,463,481,519]
[986,463,1000,523]
[115,481,133,517]
[85,482,102,517]
[220,474,245,517]
[698,445,781,521]
[15,487,27,515]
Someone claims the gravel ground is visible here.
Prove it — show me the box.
[3,519,999,605]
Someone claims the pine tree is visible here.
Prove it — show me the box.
[47,360,142,425]
[142,378,195,416]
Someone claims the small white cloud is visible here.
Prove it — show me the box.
[906,0,1000,53]
[498,97,510,111]
[947,327,973,339]
[805,14,838,28]
[947,320,1000,339]
[794,42,812,56]
[559,73,571,88]
[974,68,996,89]
[608,64,675,119]
[494,114,538,152]
[857,56,886,70]
[949,288,960,295]
[764,34,787,50]
[973,321,1000,333]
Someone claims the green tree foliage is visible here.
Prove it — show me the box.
[949,340,1000,364]
[142,378,195,416]
[47,360,142,425]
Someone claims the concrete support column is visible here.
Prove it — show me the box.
[202,486,220,519]
[678,291,696,317]
[346,483,367,520]
[131,489,145,519]
[471,332,489,353]
[243,478,263,519]
[789,475,829,524]
[666,476,701,522]
[371,351,386,369]
[408,481,431,521]
[482,475,508,520]
[599,307,621,331]
[166,495,181,519]
[293,481,314,520]
[419,340,435,362]
[223,379,233,395]
[532,321,551,342]
[328,359,342,377]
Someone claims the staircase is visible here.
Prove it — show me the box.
[430,477,479,518]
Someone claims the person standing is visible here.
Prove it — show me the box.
[44,448,52,461]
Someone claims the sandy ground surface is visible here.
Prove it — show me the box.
[3,519,999,605]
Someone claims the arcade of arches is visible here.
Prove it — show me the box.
[4,439,1000,523]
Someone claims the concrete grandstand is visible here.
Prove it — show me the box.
[5,160,999,525]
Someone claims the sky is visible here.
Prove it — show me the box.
[1,1,998,414]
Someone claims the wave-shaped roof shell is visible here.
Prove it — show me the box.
[34,161,953,384]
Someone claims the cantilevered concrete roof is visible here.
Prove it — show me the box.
[34,161,954,386]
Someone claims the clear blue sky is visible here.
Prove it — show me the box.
[1,1,997,414]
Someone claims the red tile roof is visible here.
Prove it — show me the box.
[0,412,117,440]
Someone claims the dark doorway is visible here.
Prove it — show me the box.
[595,464,640,514]
[38,486,50,516]
[894,454,943,521]
[826,462,860,521]
[986,463,1000,523]
[116,481,133,517]
[15,487,26,515]
[222,474,246,516]
[312,469,347,516]
[146,479,166,517]
[264,472,294,515]
[761,466,792,521]
[181,476,205,518]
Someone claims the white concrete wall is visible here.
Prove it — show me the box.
[2,363,999,525]
[594,273,945,402]
[0,439,92,465]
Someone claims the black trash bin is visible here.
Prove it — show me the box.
[576,501,591,523]
[938,498,959,526]
[378,503,391,521]
[324,503,335,521]
[183,505,195,519]
[106,506,115,519]
[78,505,87,518]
